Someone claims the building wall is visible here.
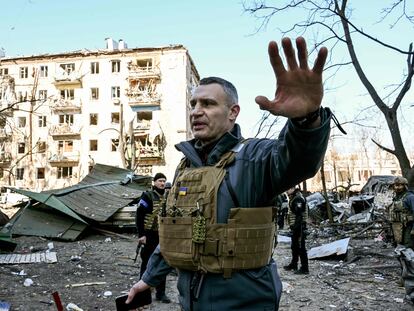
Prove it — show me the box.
[0,42,199,190]
[306,148,408,193]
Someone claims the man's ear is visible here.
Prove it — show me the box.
[229,104,240,121]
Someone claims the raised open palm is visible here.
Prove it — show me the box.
[256,37,328,118]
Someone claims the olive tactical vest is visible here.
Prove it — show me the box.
[390,193,413,224]
[287,194,308,227]
[143,192,162,231]
[158,144,276,277]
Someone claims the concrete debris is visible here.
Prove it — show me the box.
[308,238,350,260]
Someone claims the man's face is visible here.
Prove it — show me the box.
[394,183,405,194]
[154,178,166,190]
[189,84,239,145]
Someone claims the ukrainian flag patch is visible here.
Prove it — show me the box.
[179,187,188,196]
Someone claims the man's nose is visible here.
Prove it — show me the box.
[190,103,203,116]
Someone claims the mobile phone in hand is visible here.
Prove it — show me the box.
[115,290,152,311]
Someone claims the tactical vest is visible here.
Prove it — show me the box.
[287,194,308,227]
[143,191,163,231]
[158,144,276,277]
[390,193,413,224]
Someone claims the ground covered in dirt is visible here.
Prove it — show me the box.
[1,228,413,311]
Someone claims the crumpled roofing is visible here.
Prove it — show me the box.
[9,163,151,222]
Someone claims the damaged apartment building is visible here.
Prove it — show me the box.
[0,38,199,191]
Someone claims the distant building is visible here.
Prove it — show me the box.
[0,38,199,191]
[307,147,405,193]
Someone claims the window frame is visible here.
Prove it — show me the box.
[91,62,100,74]
[89,139,98,151]
[39,65,48,78]
[111,60,121,73]
[19,67,28,79]
[89,113,98,126]
[16,168,24,180]
[91,87,99,100]
[38,115,47,127]
[57,166,73,179]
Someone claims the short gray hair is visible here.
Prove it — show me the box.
[199,77,238,106]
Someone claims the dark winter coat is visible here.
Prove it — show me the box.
[142,108,332,311]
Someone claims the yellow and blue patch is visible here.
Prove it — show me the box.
[179,187,188,196]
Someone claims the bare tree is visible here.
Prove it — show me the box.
[243,0,414,187]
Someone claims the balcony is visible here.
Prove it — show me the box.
[134,122,151,132]
[135,146,164,165]
[53,71,83,88]
[51,98,82,113]
[0,128,11,140]
[48,151,80,166]
[49,124,81,139]
[127,91,161,110]
[0,152,12,166]
[127,63,161,80]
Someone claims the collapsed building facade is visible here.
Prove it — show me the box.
[0,38,199,191]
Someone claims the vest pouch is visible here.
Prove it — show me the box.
[200,208,276,275]
[199,224,227,273]
[225,208,275,270]
[159,216,198,271]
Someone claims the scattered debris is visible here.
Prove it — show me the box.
[308,238,350,260]
[0,250,57,264]
[65,281,107,288]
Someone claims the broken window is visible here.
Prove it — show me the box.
[18,91,27,102]
[37,141,46,153]
[137,111,152,121]
[16,168,24,180]
[136,111,152,130]
[91,87,99,100]
[37,167,45,179]
[111,112,120,124]
[38,115,47,127]
[89,139,98,151]
[18,117,26,128]
[18,143,25,154]
[90,113,98,125]
[111,139,119,152]
[39,89,48,100]
[59,114,74,125]
[60,89,75,100]
[58,140,73,153]
[19,67,28,79]
[0,68,8,76]
[39,65,48,78]
[60,63,75,74]
[91,62,99,74]
[137,58,153,70]
[57,166,73,179]
[111,60,121,73]
[111,86,120,98]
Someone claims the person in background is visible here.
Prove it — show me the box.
[135,172,171,304]
[284,187,309,274]
[126,36,332,310]
[389,176,414,248]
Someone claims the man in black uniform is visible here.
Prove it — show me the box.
[284,187,309,274]
[135,172,171,303]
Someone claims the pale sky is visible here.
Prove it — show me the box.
[1,0,413,153]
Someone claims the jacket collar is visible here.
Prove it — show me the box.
[175,124,242,167]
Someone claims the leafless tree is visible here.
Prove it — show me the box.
[243,0,414,187]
